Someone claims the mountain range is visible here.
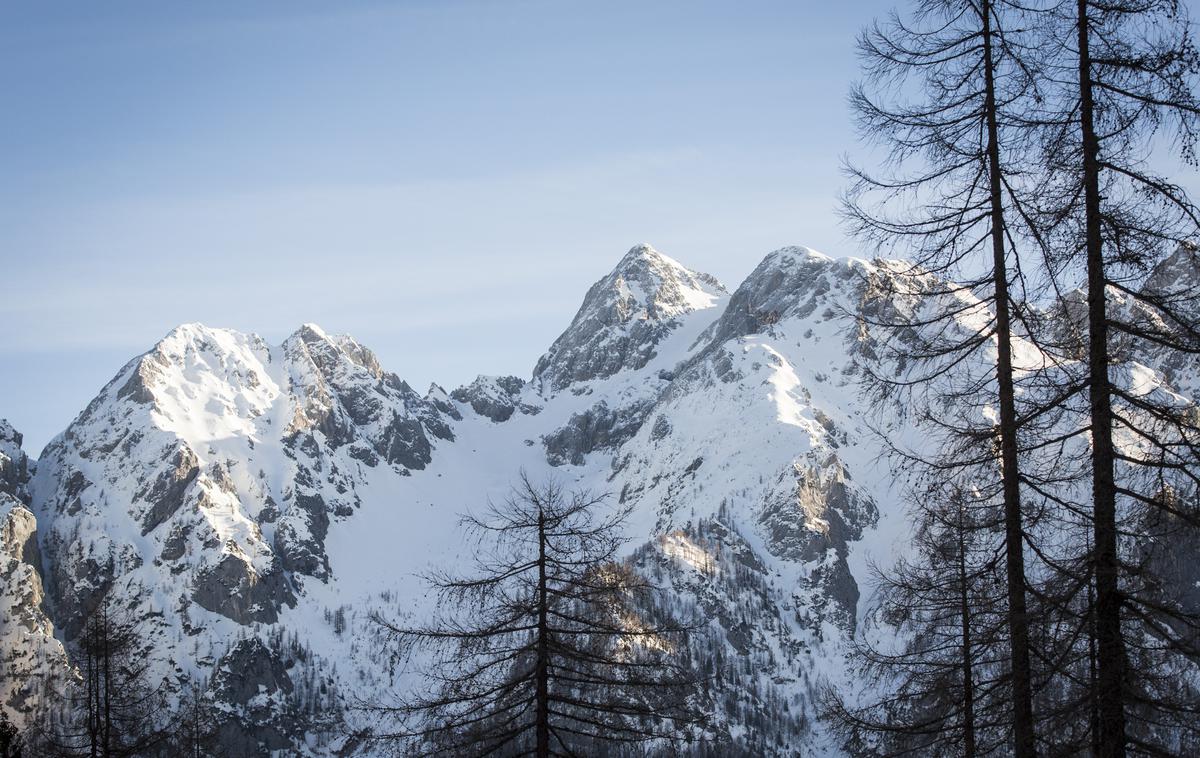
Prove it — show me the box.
[2,242,1196,755]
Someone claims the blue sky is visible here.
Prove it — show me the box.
[3,0,900,452]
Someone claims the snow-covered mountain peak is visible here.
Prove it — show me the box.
[533,244,728,394]
[615,241,661,266]
[28,320,459,645]
[285,322,387,382]
[613,241,683,271]
[697,245,875,350]
[111,324,279,439]
[295,321,329,339]
[150,322,267,363]
[1143,241,1200,299]
[289,322,375,362]
[102,323,275,416]
[761,244,833,266]
[609,242,727,318]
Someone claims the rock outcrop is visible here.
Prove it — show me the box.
[451,375,539,422]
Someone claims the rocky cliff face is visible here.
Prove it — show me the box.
[0,423,69,723]
[4,242,1195,755]
[0,422,31,505]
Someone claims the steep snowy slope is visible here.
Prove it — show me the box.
[10,241,1176,755]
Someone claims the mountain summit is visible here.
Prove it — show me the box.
[533,244,727,394]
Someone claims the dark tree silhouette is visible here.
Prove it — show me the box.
[0,709,21,758]
[38,593,168,757]
[826,483,1013,757]
[367,473,704,757]
[841,0,1049,752]
[168,680,224,758]
[1022,0,1200,754]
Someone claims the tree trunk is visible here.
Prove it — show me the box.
[104,632,111,756]
[957,507,976,758]
[1075,1,1127,755]
[535,507,550,758]
[1088,556,1101,758]
[981,2,1037,753]
[87,629,99,758]
[101,603,113,758]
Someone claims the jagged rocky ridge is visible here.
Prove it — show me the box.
[2,242,1197,755]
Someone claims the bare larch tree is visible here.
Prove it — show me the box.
[826,482,1014,757]
[1025,0,1200,753]
[37,592,168,758]
[840,0,1049,752]
[367,473,704,757]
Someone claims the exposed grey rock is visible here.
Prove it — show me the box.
[649,414,672,441]
[192,554,295,625]
[210,637,297,754]
[0,420,31,504]
[212,637,294,705]
[542,398,655,466]
[1143,240,1200,299]
[59,469,90,516]
[115,354,167,405]
[274,493,330,578]
[160,523,189,562]
[0,493,69,718]
[702,248,828,347]
[692,248,858,357]
[377,414,433,469]
[284,324,456,471]
[43,540,114,641]
[797,553,861,637]
[759,458,879,635]
[207,633,343,756]
[1,497,45,630]
[451,375,539,422]
[138,445,200,535]
[423,383,463,421]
